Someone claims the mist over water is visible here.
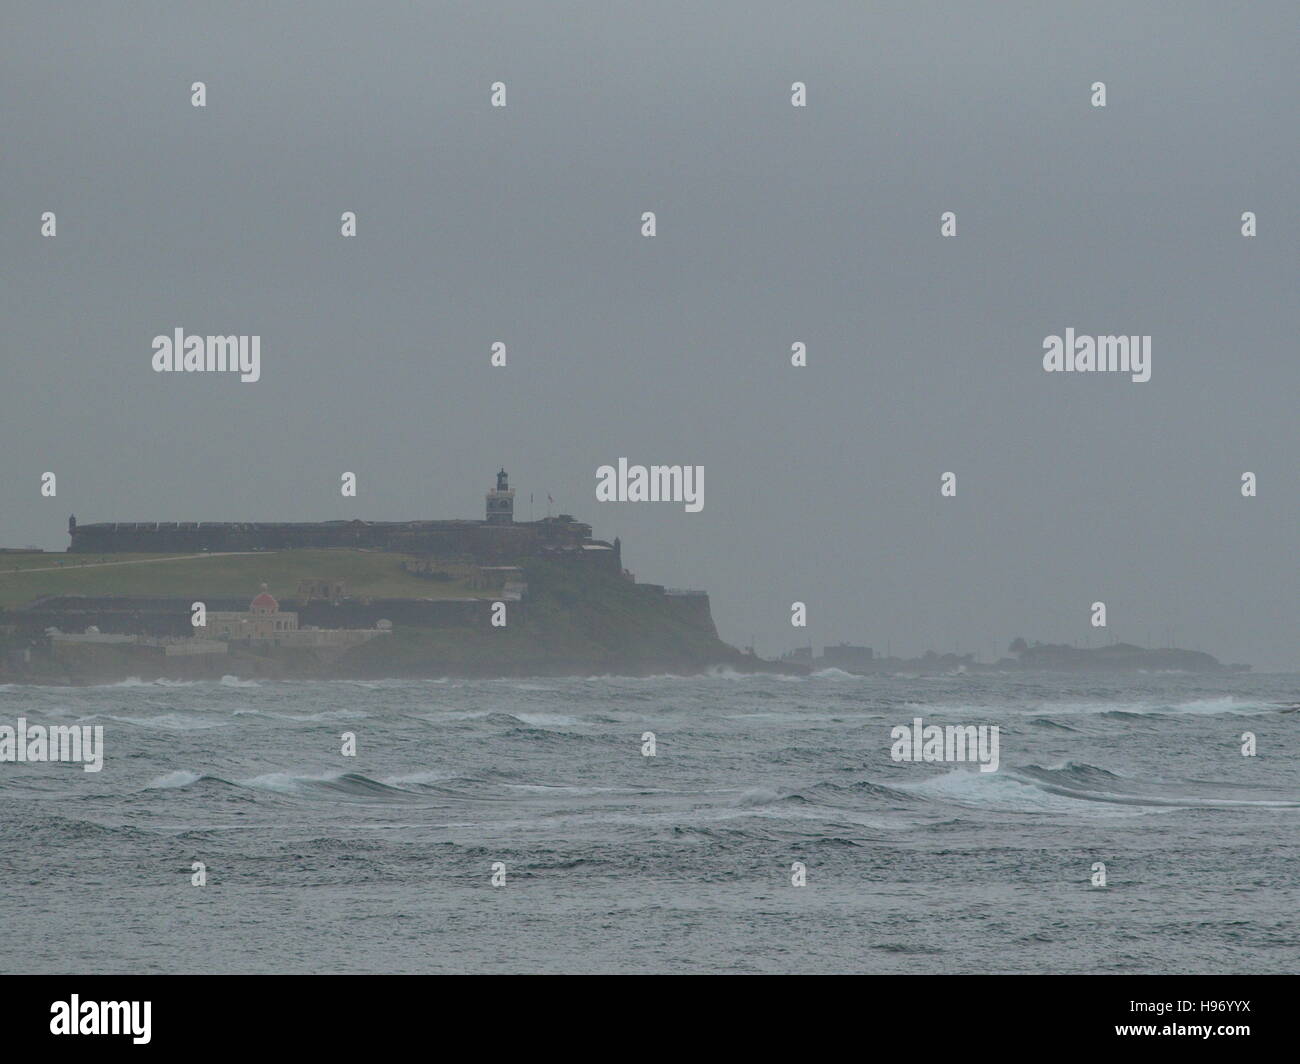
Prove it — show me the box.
[2,671,1297,973]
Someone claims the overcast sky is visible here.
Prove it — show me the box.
[2,2,1297,667]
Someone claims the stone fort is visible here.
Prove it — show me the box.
[67,470,621,566]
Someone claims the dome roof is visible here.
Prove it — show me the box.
[250,591,279,610]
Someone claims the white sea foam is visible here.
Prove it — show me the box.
[145,769,203,789]
[895,768,1153,816]
[900,696,1277,718]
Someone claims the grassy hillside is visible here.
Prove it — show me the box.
[0,550,487,608]
[341,560,739,675]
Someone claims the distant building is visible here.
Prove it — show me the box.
[822,643,874,668]
[204,587,386,650]
[474,566,529,600]
[207,587,299,641]
[49,631,229,658]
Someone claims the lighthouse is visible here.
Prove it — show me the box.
[485,468,515,524]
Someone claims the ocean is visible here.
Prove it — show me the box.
[2,670,1297,974]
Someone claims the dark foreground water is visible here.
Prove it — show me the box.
[2,670,1297,973]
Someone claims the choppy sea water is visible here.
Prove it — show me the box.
[1,670,1298,974]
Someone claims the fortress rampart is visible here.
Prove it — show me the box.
[65,470,621,568]
[6,595,509,638]
[67,517,605,560]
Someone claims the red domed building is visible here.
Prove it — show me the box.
[250,590,280,614]
[208,585,299,642]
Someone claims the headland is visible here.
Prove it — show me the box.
[0,470,784,685]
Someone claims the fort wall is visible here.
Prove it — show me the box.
[4,596,512,637]
[63,469,621,566]
[66,518,604,558]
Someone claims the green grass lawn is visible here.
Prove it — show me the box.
[0,550,491,608]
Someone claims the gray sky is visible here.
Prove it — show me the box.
[3,2,1297,667]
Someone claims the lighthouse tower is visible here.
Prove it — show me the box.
[485,468,515,524]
